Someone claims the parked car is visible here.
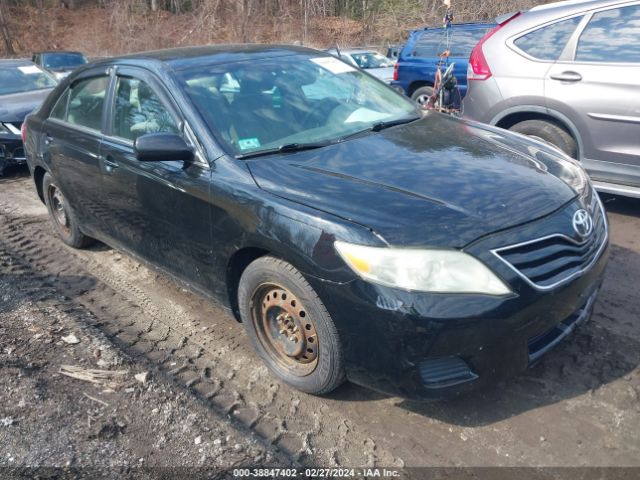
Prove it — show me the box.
[391,22,495,106]
[24,45,608,400]
[326,48,395,83]
[0,59,57,176]
[32,51,88,80]
[463,0,640,198]
[385,44,402,61]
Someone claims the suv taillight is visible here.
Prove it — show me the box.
[468,12,520,81]
[20,122,27,144]
[393,62,399,81]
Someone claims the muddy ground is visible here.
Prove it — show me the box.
[0,166,639,476]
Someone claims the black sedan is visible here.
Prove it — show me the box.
[23,45,608,399]
[0,59,57,176]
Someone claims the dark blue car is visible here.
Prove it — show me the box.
[392,22,495,106]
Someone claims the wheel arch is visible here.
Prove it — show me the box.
[33,165,47,203]
[226,246,272,322]
[492,107,584,160]
[408,80,434,97]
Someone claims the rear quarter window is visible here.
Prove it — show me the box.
[514,16,582,61]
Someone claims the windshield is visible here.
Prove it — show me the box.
[43,53,87,69]
[0,64,57,95]
[177,54,418,156]
[349,52,394,69]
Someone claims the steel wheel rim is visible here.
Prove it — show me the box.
[251,283,319,377]
[48,184,71,235]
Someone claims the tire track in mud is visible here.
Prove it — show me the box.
[0,189,402,468]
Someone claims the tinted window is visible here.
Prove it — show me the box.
[576,5,640,62]
[113,77,179,142]
[50,89,70,120]
[515,16,582,60]
[412,31,441,57]
[0,64,57,96]
[42,53,88,69]
[412,27,491,58]
[67,76,108,131]
[448,28,492,57]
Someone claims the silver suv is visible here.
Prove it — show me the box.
[463,0,640,197]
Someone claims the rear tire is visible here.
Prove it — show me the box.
[509,119,577,158]
[411,86,434,107]
[42,172,94,249]
[238,256,346,395]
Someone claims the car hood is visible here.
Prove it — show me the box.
[365,66,395,82]
[0,89,53,123]
[247,114,580,248]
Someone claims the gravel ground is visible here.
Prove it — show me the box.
[0,166,639,477]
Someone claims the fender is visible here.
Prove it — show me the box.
[490,105,585,161]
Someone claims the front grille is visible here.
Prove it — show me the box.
[492,196,607,290]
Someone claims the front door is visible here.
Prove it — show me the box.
[99,68,213,286]
[546,2,640,186]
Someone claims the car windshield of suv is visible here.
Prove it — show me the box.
[349,52,394,69]
[0,64,57,95]
[178,54,419,156]
[42,53,87,70]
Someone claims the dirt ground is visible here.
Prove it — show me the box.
[0,165,639,476]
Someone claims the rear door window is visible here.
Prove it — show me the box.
[66,76,109,131]
[575,4,640,63]
[514,16,582,60]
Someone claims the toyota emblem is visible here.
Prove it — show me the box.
[572,209,593,238]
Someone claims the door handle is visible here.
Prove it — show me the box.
[550,71,582,82]
[44,134,53,146]
[102,155,119,172]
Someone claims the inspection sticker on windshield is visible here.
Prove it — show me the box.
[311,57,356,74]
[238,138,261,150]
[18,65,41,75]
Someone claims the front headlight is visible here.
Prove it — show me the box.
[334,241,511,295]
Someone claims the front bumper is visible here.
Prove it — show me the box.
[308,196,609,400]
[0,134,27,170]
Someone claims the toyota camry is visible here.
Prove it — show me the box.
[23,45,609,399]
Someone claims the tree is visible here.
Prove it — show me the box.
[0,0,14,55]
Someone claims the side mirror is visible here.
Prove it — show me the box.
[134,133,194,163]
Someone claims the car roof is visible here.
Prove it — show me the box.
[529,0,625,14]
[35,50,85,55]
[415,21,495,33]
[507,0,632,30]
[0,59,37,67]
[97,44,324,71]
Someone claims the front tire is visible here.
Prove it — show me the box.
[509,119,577,158]
[237,256,345,395]
[42,172,94,248]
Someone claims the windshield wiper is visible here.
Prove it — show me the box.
[371,115,421,132]
[339,115,421,141]
[235,142,331,159]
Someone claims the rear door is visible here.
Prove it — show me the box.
[99,67,213,286]
[41,69,110,234]
[546,2,640,186]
